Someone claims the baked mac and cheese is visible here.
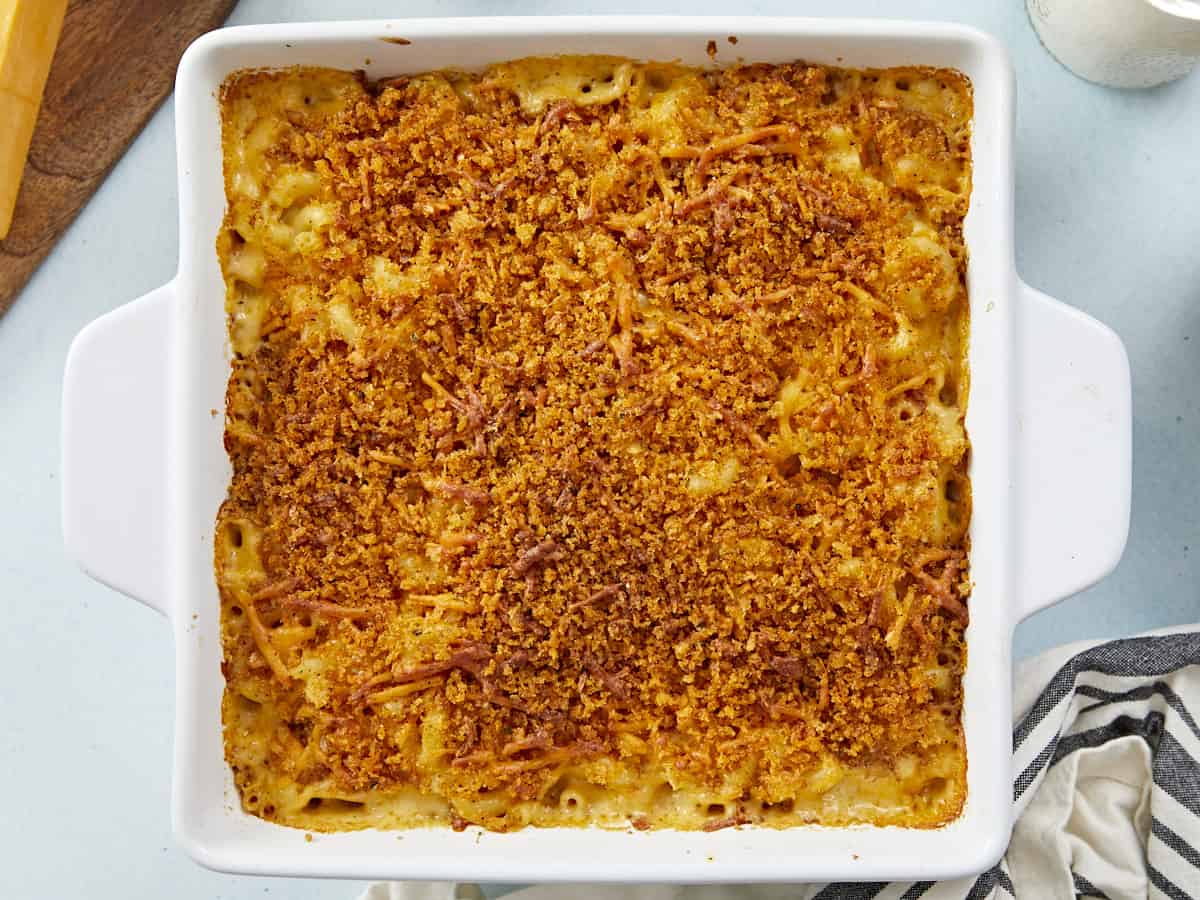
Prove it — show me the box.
[216,55,973,833]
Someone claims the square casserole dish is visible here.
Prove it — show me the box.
[61,16,1131,884]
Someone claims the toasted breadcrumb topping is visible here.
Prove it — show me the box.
[217,57,972,831]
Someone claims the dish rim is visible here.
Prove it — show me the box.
[176,17,1013,882]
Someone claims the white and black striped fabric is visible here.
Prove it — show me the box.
[807,629,1200,900]
[365,628,1200,900]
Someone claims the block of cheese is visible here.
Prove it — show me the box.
[0,0,68,239]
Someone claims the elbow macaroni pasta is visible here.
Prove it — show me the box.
[216,56,972,833]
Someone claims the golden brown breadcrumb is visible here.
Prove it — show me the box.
[216,57,972,832]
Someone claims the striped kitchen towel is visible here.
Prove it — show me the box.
[363,626,1200,900]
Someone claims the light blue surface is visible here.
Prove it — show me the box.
[1,1,1196,898]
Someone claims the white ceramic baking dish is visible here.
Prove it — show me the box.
[60,16,1131,884]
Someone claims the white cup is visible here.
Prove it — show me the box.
[1028,0,1200,87]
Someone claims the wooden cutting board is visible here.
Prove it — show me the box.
[0,0,237,316]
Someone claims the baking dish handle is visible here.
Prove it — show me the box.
[62,282,174,617]
[1013,280,1131,623]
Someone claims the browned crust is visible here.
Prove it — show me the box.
[216,58,973,832]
